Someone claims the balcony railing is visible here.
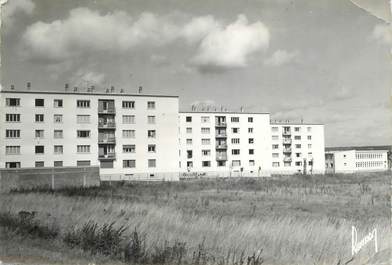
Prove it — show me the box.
[215,131,227,137]
[283,148,292,153]
[98,121,116,128]
[216,143,228,149]
[98,108,116,114]
[215,122,227,127]
[282,131,291,136]
[98,153,116,160]
[216,154,228,161]
[283,157,292,162]
[283,138,292,144]
[98,137,116,143]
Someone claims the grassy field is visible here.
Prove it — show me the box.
[0,172,390,265]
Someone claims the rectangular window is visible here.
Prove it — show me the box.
[308,144,312,149]
[147,101,155,109]
[77,100,90,108]
[232,160,241,167]
[294,135,301,140]
[123,160,136,168]
[6,98,20,106]
[148,130,156,138]
[202,138,210,145]
[201,116,210,123]
[249,160,255,166]
[35,161,44,167]
[248,117,253,123]
[307,135,312,140]
[148,144,156,153]
[186,127,192,133]
[272,144,279,149]
[77,115,90,124]
[249,149,254,155]
[77,160,91,166]
[35,99,44,107]
[54,99,63,108]
[272,127,279,132]
[231,138,240,144]
[148,159,156,168]
[148,115,156,124]
[35,145,44,154]
[5,114,20,122]
[5,162,21,168]
[232,149,240,155]
[35,130,44,138]
[295,161,302,166]
[77,145,90,153]
[123,115,135,124]
[272,153,279,158]
[54,145,63,154]
[231,117,239,122]
[35,114,44,122]
[249,138,254,144]
[77,130,90,138]
[232,128,239,133]
[54,114,63,123]
[202,150,211,156]
[307,127,312,132]
[294,127,300,132]
[295,144,301,148]
[123,145,135,153]
[187,150,193,159]
[186,116,192,122]
[272,135,279,140]
[54,130,63,139]
[272,162,280,167]
[54,161,63,167]
[201,127,210,134]
[6,129,20,138]
[123,130,135,138]
[5,146,20,155]
[122,101,135,109]
[296,153,301,158]
[248,128,253,133]
[186,139,192,145]
[202,161,211,167]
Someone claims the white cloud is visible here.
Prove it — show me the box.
[372,23,392,45]
[264,49,298,66]
[1,0,35,30]
[70,69,106,87]
[181,15,220,44]
[191,15,270,71]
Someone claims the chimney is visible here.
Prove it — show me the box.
[240,106,244,112]
[73,86,78,92]
[106,88,110,93]
[138,86,143,94]
[87,87,91,93]
[10,84,15,90]
[91,85,95,92]
[111,86,115,93]
[65,83,69,91]
[120,88,124,93]
[27,82,31,90]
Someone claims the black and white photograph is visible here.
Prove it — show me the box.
[0,0,391,264]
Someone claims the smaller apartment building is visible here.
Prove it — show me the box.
[270,123,325,174]
[325,147,389,174]
[179,112,272,177]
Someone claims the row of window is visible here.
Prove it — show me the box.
[185,127,253,134]
[185,160,255,168]
[355,153,384,159]
[6,98,156,109]
[185,149,254,158]
[185,116,254,123]
[185,138,254,145]
[5,129,157,139]
[272,126,312,132]
[5,114,156,124]
[355,161,385,168]
[272,161,313,167]
[272,152,312,158]
[272,144,312,149]
[4,159,157,169]
[272,135,312,140]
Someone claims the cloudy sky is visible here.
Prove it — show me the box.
[1,0,391,147]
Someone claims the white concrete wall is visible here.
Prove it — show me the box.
[332,150,388,173]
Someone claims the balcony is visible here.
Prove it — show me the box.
[98,121,116,129]
[98,108,116,114]
[98,153,116,160]
[215,131,227,138]
[216,153,228,161]
[215,122,227,128]
[283,138,292,144]
[98,137,116,144]
[283,148,292,153]
[283,157,292,162]
[216,143,228,149]
[282,131,291,136]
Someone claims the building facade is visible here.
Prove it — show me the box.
[0,89,180,181]
[270,123,325,174]
[325,147,389,174]
[178,112,272,177]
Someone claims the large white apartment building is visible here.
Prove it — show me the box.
[0,89,180,181]
[178,112,272,177]
[1,86,327,180]
[270,123,325,174]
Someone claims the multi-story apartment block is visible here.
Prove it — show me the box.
[0,88,179,181]
[325,146,390,174]
[270,123,325,174]
[179,112,272,177]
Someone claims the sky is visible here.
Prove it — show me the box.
[1,0,391,147]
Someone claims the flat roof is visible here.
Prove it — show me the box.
[179,111,270,115]
[270,122,324,125]
[326,145,392,152]
[0,89,179,98]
